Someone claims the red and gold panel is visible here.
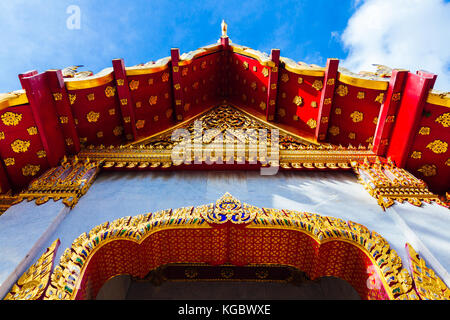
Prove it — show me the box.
[276,69,322,136]
[0,104,49,188]
[405,102,449,194]
[228,53,270,118]
[178,53,223,120]
[328,81,386,147]
[67,81,124,147]
[127,69,174,139]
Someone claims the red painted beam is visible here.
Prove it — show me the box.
[372,69,408,156]
[170,48,184,121]
[386,71,437,167]
[315,58,339,141]
[46,69,80,154]
[266,49,280,122]
[19,72,66,167]
[112,58,137,141]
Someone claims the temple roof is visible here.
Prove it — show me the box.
[0,22,448,194]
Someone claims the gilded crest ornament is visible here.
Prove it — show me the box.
[350,111,364,123]
[329,126,340,136]
[105,86,116,98]
[11,139,30,153]
[426,140,448,154]
[86,111,100,123]
[149,96,158,106]
[307,119,317,129]
[336,85,348,97]
[129,80,139,91]
[375,93,385,104]
[418,127,430,135]
[53,93,62,101]
[4,158,15,166]
[418,164,437,177]
[293,96,303,106]
[261,67,269,77]
[22,164,40,176]
[312,80,323,91]
[410,151,422,159]
[435,112,449,128]
[1,112,22,126]
[69,94,76,105]
[136,120,145,129]
[27,126,38,135]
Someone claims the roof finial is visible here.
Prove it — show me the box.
[221,20,228,38]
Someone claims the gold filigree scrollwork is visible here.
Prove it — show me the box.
[4,239,60,300]
[375,92,385,104]
[11,139,30,153]
[406,243,450,300]
[1,112,22,126]
[27,126,38,135]
[419,127,430,135]
[417,164,437,177]
[352,158,443,210]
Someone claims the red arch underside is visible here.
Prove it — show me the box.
[75,226,389,300]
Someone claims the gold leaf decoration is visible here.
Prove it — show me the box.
[86,111,100,123]
[261,67,269,77]
[329,126,340,136]
[1,112,22,126]
[410,151,422,159]
[108,108,116,116]
[335,107,341,115]
[357,91,365,99]
[22,164,40,177]
[4,158,15,166]
[350,111,364,123]
[312,80,323,91]
[11,139,30,153]
[419,127,430,135]
[426,140,448,154]
[69,94,76,105]
[36,150,46,158]
[60,116,68,124]
[129,80,139,91]
[307,119,317,129]
[281,73,289,82]
[375,92,385,104]
[259,102,266,110]
[311,101,317,108]
[418,164,437,177]
[86,93,95,101]
[149,96,158,106]
[27,126,38,135]
[120,98,128,106]
[435,112,449,128]
[96,131,103,138]
[113,126,123,136]
[327,78,335,85]
[293,96,303,106]
[392,92,401,101]
[53,93,62,101]
[162,72,169,82]
[348,132,356,140]
[0,132,4,140]
[136,120,145,129]
[324,98,331,105]
[116,79,124,86]
[336,85,348,97]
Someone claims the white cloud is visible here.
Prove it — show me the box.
[340,0,450,90]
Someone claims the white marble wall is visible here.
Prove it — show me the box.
[1,170,449,298]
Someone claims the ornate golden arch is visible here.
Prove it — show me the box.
[8,192,446,300]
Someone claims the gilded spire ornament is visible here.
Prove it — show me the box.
[221,20,228,38]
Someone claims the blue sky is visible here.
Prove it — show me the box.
[1,0,449,93]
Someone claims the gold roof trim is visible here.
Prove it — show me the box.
[178,44,222,66]
[64,68,114,90]
[426,90,450,108]
[230,44,275,67]
[0,90,29,110]
[125,57,171,76]
[280,57,325,77]
[338,72,389,91]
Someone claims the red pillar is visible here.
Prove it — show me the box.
[170,48,184,121]
[46,69,80,154]
[19,71,66,167]
[372,69,408,156]
[315,58,339,141]
[266,49,280,122]
[112,59,137,141]
[386,71,437,167]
